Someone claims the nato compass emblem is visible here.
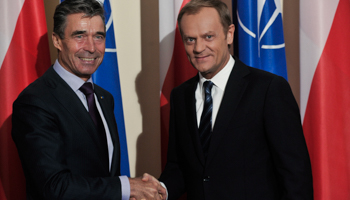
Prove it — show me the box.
[236,0,288,80]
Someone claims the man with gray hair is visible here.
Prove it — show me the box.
[12,0,166,199]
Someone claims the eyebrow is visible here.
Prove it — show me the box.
[71,30,86,37]
[71,30,106,37]
[96,31,106,37]
[203,31,215,35]
[182,34,193,39]
[183,31,216,38]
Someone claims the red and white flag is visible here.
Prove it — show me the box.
[159,0,197,168]
[0,0,50,199]
[300,0,350,199]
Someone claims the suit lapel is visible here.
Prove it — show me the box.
[44,67,110,172]
[206,60,250,165]
[184,76,206,166]
[94,86,121,177]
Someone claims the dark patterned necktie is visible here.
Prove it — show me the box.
[199,81,214,159]
[79,82,108,157]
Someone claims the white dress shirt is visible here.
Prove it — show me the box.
[195,55,235,128]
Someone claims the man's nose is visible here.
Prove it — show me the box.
[84,37,95,53]
[193,39,205,53]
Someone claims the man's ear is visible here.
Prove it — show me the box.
[226,24,235,45]
[52,32,62,51]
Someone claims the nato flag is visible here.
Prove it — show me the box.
[235,0,288,80]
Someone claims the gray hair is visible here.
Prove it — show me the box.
[53,0,105,39]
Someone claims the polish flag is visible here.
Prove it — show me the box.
[159,0,197,168]
[300,0,350,199]
[0,0,51,199]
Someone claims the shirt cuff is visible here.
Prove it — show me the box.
[119,175,130,200]
[160,181,168,200]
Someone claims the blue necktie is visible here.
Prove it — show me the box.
[199,81,214,158]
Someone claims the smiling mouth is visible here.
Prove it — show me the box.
[195,53,210,57]
[195,55,210,61]
[80,58,95,61]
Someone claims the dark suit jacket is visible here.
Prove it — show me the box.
[159,59,313,200]
[12,66,122,200]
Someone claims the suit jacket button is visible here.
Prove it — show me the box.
[203,176,210,182]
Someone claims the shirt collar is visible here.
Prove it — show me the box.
[53,59,93,92]
[199,55,235,91]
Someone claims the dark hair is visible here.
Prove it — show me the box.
[177,0,232,36]
[53,0,105,39]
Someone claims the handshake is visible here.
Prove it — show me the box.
[129,173,167,200]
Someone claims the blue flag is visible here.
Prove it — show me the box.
[60,0,130,176]
[235,0,288,80]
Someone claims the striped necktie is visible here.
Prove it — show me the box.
[199,81,214,159]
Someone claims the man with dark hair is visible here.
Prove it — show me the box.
[159,0,313,199]
[12,0,165,199]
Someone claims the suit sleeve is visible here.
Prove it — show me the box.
[12,93,122,200]
[263,76,313,199]
[159,90,186,200]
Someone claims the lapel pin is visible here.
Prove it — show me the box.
[101,96,104,100]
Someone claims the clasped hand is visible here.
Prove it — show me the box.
[129,173,167,200]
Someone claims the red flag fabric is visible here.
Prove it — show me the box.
[159,0,197,168]
[300,0,350,199]
[0,0,51,199]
